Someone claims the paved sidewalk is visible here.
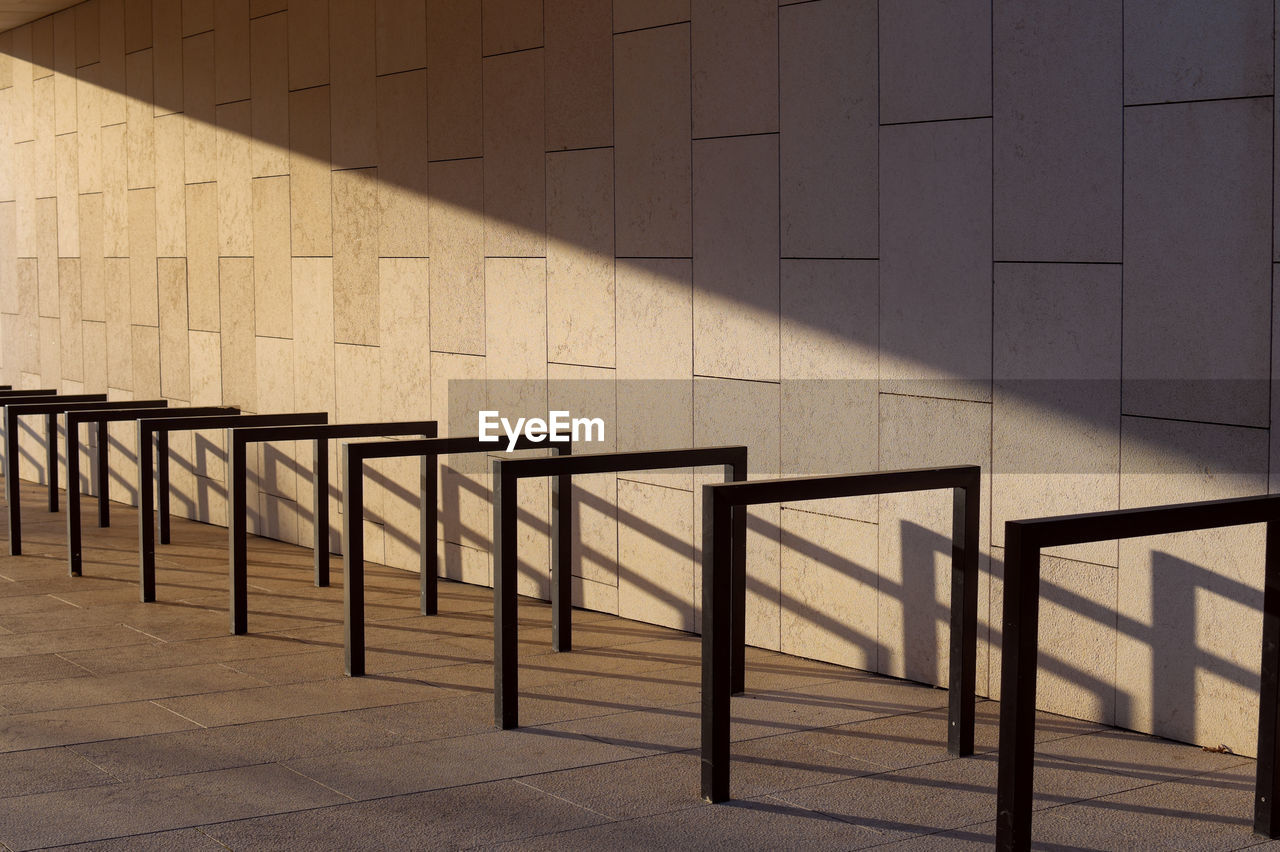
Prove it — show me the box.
[0,477,1273,850]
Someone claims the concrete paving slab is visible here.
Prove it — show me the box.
[0,700,199,752]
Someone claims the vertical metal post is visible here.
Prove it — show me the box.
[314,438,329,586]
[551,466,573,652]
[728,459,747,694]
[97,419,110,527]
[138,425,156,602]
[229,432,249,635]
[420,452,437,615]
[494,462,519,729]
[343,444,365,676]
[46,412,58,512]
[701,485,733,802]
[6,410,21,555]
[67,417,82,576]
[947,480,979,756]
[1256,519,1280,836]
[995,523,1040,852]
[157,430,170,545]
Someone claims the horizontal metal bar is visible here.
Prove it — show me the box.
[1010,493,1280,549]
[0,388,55,397]
[344,433,556,463]
[66,406,238,427]
[8,399,167,417]
[138,412,328,434]
[2,394,107,412]
[493,445,747,479]
[229,419,437,446]
[706,465,980,507]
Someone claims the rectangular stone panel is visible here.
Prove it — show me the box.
[690,0,777,138]
[880,0,991,124]
[428,158,484,354]
[426,0,482,161]
[546,148,613,368]
[483,49,545,258]
[545,0,611,151]
[376,69,429,258]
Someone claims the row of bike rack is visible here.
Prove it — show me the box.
[0,389,1277,851]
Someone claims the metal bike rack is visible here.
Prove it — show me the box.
[490,445,748,730]
[996,494,1280,850]
[225,419,436,635]
[0,393,106,497]
[699,465,980,803]
[135,412,327,602]
[340,434,560,677]
[64,406,238,575]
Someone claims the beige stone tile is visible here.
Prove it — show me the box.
[185,181,219,331]
[189,329,222,405]
[101,124,128,258]
[53,10,77,136]
[426,0,482,160]
[131,323,160,398]
[376,0,427,75]
[251,175,291,338]
[482,0,542,54]
[291,257,336,416]
[254,335,294,416]
[431,350,491,585]
[993,1,1121,263]
[249,11,289,178]
[32,17,53,78]
[33,76,53,198]
[250,0,286,16]
[58,258,84,381]
[428,158,484,354]
[219,257,256,412]
[378,258,430,422]
[104,257,131,389]
[55,134,80,258]
[483,49,545,258]
[76,0,102,66]
[152,0,182,114]
[288,0,329,90]
[82,320,108,394]
[39,315,61,391]
[544,0,611,151]
[614,258,692,489]
[289,86,332,257]
[779,509,878,671]
[183,32,217,183]
[988,548,1117,723]
[9,28,35,143]
[614,24,690,257]
[216,100,253,257]
[692,134,778,382]
[546,148,613,368]
[336,342,385,513]
[214,0,250,104]
[184,0,214,34]
[880,0,991,124]
[877,394,992,691]
[779,0,877,258]
[779,259,878,521]
[485,258,546,387]
[124,48,154,189]
[1116,416,1268,753]
[992,262,1121,567]
[98,0,127,126]
[1123,99,1270,427]
[256,491,301,543]
[330,0,377,169]
[0,92,11,204]
[0,29,11,88]
[691,0,776,137]
[14,258,40,372]
[617,478,694,631]
[378,454,427,572]
[125,0,153,53]
[13,142,35,256]
[332,168,380,345]
[376,69,429,258]
[880,119,992,401]
[157,257,191,401]
[153,112,186,257]
[0,204,14,314]
[36,197,58,317]
[75,67,102,195]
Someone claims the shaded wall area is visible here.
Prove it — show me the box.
[0,0,1277,756]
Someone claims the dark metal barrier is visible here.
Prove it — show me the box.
[340,434,560,677]
[5,397,161,554]
[996,494,1280,851]
[699,465,980,803]
[65,406,238,575]
[226,420,437,635]
[1,393,106,496]
[491,446,748,730]
[136,412,327,602]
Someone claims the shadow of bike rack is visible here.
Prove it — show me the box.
[996,493,1280,851]
[699,464,981,803]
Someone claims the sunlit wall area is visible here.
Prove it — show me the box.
[0,0,1275,756]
